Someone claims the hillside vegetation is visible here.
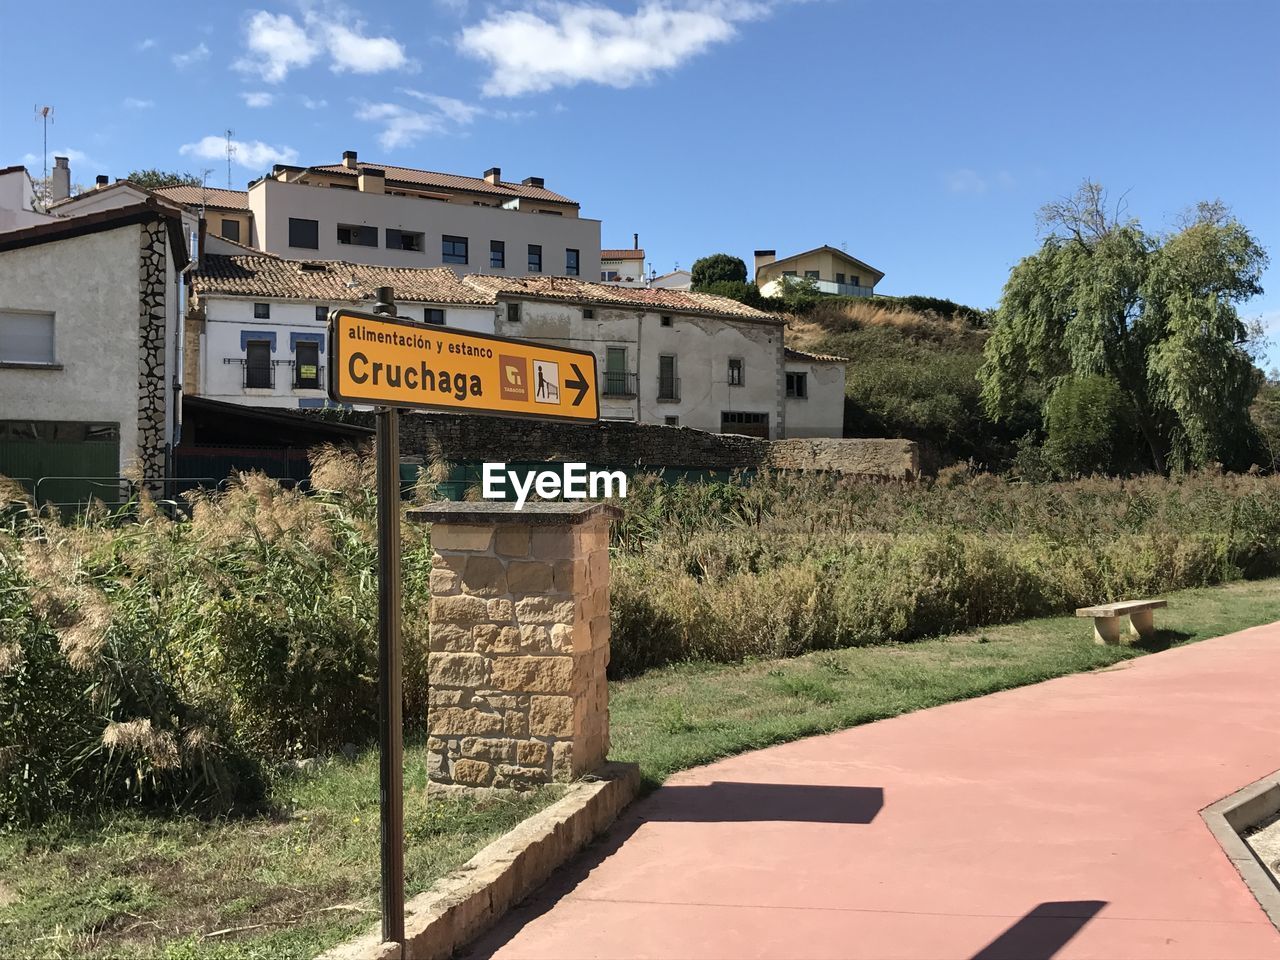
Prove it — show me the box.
[787,297,1034,469]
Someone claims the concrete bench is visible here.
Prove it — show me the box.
[1075,599,1167,645]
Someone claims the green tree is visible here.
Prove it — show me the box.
[125,169,202,190]
[1043,375,1135,477]
[980,182,1268,473]
[690,253,748,290]
[777,274,821,313]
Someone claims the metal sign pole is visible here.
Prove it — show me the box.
[373,288,405,945]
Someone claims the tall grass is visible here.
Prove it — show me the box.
[607,470,1280,675]
[3,454,1279,820]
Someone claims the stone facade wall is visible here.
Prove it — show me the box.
[136,221,169,478]
[768,438,918,479]
[426,512,612,789]
[311,410,918,477]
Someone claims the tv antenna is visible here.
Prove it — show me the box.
[33,105,54,180]
[224,129,236,188]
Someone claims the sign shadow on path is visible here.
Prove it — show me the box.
[969,900,1108,960]
[461,781,883,958]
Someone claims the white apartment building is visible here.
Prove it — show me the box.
[600,244,646,286]
[154,151,602,280]
[189,254,847,438]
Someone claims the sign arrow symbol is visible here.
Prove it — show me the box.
[565,363,589,406]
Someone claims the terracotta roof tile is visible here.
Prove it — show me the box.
[461,274,781,323]
[785,347,849,363]
[192,254,492,306]
[601,248,645,260]
[310,163,577,206]
[154,185,251,211]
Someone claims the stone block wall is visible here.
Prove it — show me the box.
[421,505,616,790]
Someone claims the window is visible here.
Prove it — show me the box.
[720,411,770,437]
[835,272,845,285]
[566,248,580,276]
[245,340,272,389]
[220,218,240,242]
[288,217,319,249]
[490,240,505,269]
[583,308,594,320]
[804,270,819,280]
[508,302,521,323]
[850,275,860,286]
[658,354,679,400]
[0,310,55,365]
[442,235,468,264]
[602,270,619,281]
[425,308,445,325]
[782,270,798,277]
[786,371,809,399]
[294,341,320,389]
[603,346,633,397]
[664,416,679,426]
[337,223,377,247]
[386,228,424,252]
[315,305,328,323]
[660,315,673,328]
[728,357,744,386]
[528,244,542,272]
[253,302,270,319]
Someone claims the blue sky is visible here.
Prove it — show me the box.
[2,0,1277,365]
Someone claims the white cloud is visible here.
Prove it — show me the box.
[302,96,328,110]
[180,135,298,169]
[457,1,771,96]
[242,91,275,108]
[357,91,533,149]
[233,9,409,83]
[321,20,410,74]
[235,11,319,83]
[137,38,156,51]
[123,97,155,109]
[355,102,449,150]
[22,147,95,167]
[172,42,210,69]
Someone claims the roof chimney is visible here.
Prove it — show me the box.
[51,156,71,202]
[342,150,358,170]
[521,176,544,189]
[634,233,639,250]
[484,166,501,185]
[754,249,777,274]
[95,175,109,189]
[357,166,385,194]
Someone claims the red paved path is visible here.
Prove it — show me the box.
[466,622,1280,959]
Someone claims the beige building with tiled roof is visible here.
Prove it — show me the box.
[187,253,845,437]
[600,245,646,286]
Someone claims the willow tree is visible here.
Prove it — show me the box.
[980,182,1268,472]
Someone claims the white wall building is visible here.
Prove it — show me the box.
[600,246,646,286]
[784,348,848,438]
[189,254,847,438]
[0,164,57,232]
[649,269,692,291]
[0,199,188,486]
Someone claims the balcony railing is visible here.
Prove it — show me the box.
[657,376,680,402]
[225,356,275,389]
[287,360,324,391]
[602,371,638,397]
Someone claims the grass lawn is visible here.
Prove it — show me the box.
[0,747,558,960]
[3,576,1278,958]
[610,576,1280,785]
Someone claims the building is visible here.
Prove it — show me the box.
[600,243,646,286]
[153,150,601,279]
[186,253,496,410]
[755,246,884,298]
[784,348,848,438]
[649,269,692,291]
[189,254,848,439]
[0,195,189,492]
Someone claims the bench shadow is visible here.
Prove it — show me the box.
[460,781,883,958]
[1130,628,1193,653]
[970,900,1108,959]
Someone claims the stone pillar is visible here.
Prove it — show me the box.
[407,502,620,791]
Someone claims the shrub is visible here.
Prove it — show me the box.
[1043,375,1137,477]
[690,253,748,289]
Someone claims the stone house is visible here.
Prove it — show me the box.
[0,197,189,489]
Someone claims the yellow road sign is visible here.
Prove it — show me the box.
[328,308,599,422]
